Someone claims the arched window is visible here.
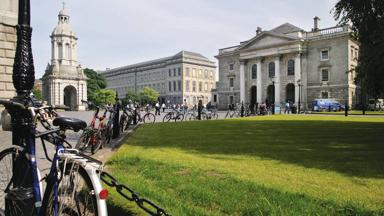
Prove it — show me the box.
[287,59,295,75]
[268,62,275,78]
[251,64,257,79]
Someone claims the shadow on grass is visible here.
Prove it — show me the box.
[129,119,384,179]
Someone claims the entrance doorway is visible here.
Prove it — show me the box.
[266,85,275,106]
[250,86,257,105]
[64,85,77,110]
[286,83,295,103]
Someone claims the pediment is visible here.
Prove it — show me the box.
[239,32,297,51]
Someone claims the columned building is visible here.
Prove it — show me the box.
[102,51,216,106]
[213,18,359,110]
[42,5,87,110]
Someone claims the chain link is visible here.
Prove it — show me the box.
[100,171,171,216]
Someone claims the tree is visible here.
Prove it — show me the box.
[32,87,42,101]
[139,87,160,104]
[121,91,139,106]
[333,0,384,98]
[84,68,107,104]
[93,89,116,106]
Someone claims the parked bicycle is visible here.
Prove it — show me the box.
[0,98,108,216]
[163,108,184,122]
[76,100,108,155]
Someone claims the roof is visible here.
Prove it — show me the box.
[270,23,303,34]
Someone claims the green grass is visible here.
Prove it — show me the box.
[312,110,384,115]
[105,115,384,215]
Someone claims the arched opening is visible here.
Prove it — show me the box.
[250,86,257,105]
[64,85,77,110]
[286,83,295,103]
[266,85,275,107]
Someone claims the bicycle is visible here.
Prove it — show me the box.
[163,108,184,122]
[76,100,107,155]
[0,98,108,216]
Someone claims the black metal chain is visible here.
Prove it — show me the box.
[100,171,171,216]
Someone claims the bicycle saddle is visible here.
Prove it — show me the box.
[53,117,87,132]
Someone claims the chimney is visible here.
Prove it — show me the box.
[313,16,320,31]
[256,27,262,35]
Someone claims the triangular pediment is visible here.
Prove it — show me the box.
[239,32,297,51]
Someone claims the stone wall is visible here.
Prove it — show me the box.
[0,23,16,100]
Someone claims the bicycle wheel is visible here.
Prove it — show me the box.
[163,113,172,122]
[143,113,156,124]
[91,131,103,155]
[175,113,184,122]
[0,147,35,215]
[119,115,127,133]
[212,113,219,120]
[42,163,98,216]
[185,113,196,121]
[201,112,208,120]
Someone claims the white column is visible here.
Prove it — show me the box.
[274,57,281,106]
[256,59,262,104]
[295,53,302,104]
[240,61,245,103]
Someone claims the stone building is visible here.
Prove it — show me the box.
[102,51,216,106]
[213,17,359,111]
[0,0,17,109]
[42,5,87,110]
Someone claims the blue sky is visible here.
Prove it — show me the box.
[30,0,339,78]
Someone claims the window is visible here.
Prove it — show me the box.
[321,69,329,81]
[251,64,257,79]
[229,96,234,104]
[168,81,172,91]
[186,80,190,91]
[186,67,190,77]
[173,81,176,91]
[268,62,275,78]
[229,64,234,70]
[199,82,202,92]
[229,78,234,87]
[204,70,208,78]
[173,69,176,77]
[321,50,329,61]
[204,82,208,91]
[192,81,196,92]
[287,59,295,75]
[321,91,329,99]
[178,80,181,91]
[214,95,217,103]
[169,69,171,77]
[178,67,181,76]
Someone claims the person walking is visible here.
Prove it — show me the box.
[285,101,290,114]
[161,102,166,112]
[155,101,160,115]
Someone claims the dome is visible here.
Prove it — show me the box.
[59,8,69,17]
[52,23,76,37]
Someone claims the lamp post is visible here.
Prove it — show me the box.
[297,79,302,114]
[271,76,276,115]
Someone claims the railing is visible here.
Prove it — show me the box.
[305,25,350,39]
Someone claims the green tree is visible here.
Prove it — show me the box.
[32,87,43,101]
[94,89,116,106]
[84,68,107,104]
[139,87,159,104]
[334,0,384,98]
[122,90,139,105]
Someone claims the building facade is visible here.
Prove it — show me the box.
[42,5,87,110]
[103,51,216,106]
[0,0,17,103]
[213,18,359,110]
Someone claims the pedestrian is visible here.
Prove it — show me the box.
[161,102,166,112]
[155,101,160,115]
[285,101,290,114]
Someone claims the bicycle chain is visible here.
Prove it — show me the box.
[100,171,171,216]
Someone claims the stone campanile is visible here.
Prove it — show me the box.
[42,4,87,110]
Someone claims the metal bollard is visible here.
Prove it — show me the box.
[241,102,244,117]
[197,100,202,120]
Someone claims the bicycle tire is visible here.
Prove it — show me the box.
[175,113,184,122]
[91,131,103,155]
[163,113,172,122]
[0,147,35,215]
[41,163,99,216]
[201,112,208,120]
[212,113,219,120]
[185,113,196,121]
[143,113,156,124]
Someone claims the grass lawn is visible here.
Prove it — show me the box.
[311,110,384,115]
[105,115,384,216]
